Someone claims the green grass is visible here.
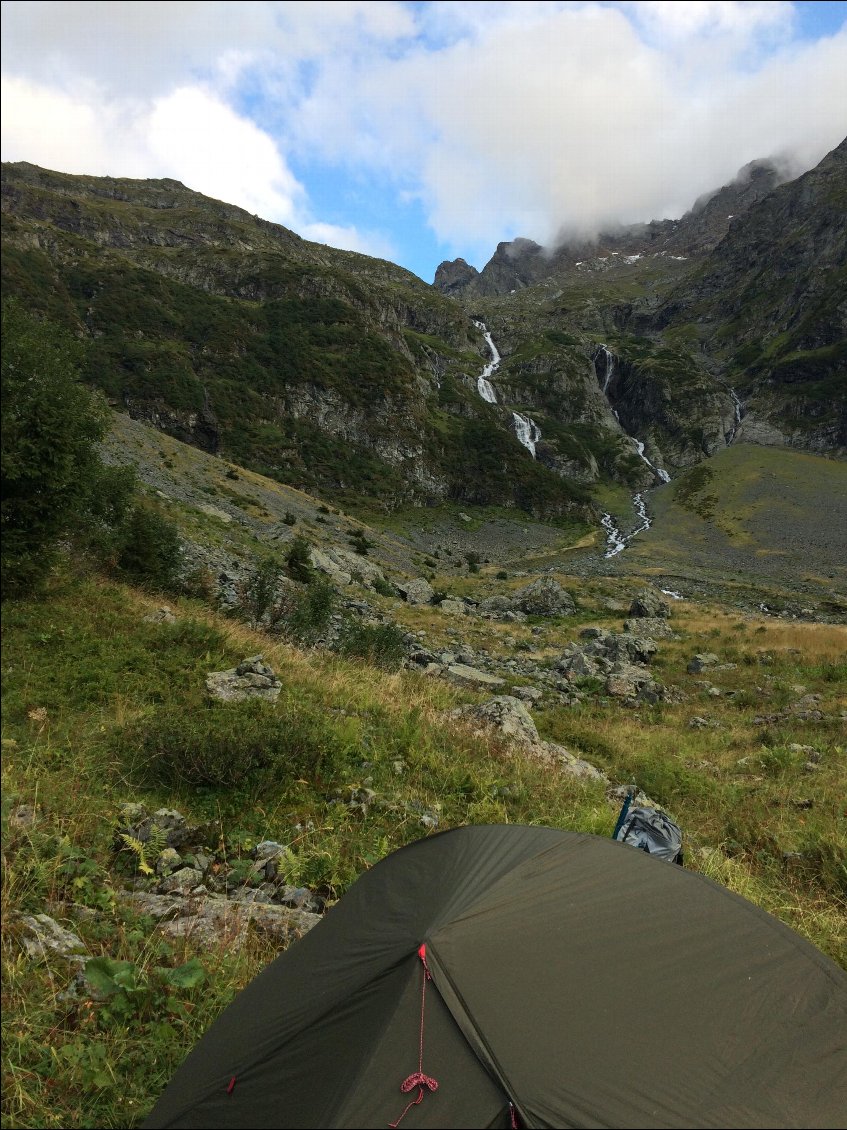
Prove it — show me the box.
[1,568,611,1128]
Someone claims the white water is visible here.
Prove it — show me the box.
[473,320,542,457]
[512,412,542,458]
[592,342,672,555]
[633,439,671,483]
[726,388,743,444]
[601,493,654,558]
[598,345,615,393]
[661,589,683,600]
[631,493,651,536]
[472,320,500,403]
[601,512,627,558]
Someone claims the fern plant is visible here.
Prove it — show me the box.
[118,824,169,876]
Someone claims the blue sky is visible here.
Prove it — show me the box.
[2,2,846,281]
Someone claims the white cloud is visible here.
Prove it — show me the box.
[145,86,304,223]
[2,1,846,270]
[290,3,847,255]
[625,1,794,41]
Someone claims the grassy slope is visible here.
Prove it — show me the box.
[2,555,845,1128]
[623,444,847,598]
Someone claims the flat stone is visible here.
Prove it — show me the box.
[20,914,88,965]
[445,664,505,688]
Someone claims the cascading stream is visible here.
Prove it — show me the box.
[599,345,615,393]
[474,321,542,457]
[634,440,671,484]
[593,343,671,555]
[472,320,500,404]
[512,413,541,458]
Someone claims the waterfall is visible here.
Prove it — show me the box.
[726,389,743,444]
[473,320,542,458]
[473,319,500,403]
[512,412,541,458]
[633,439,671,483]
[597,345,615,393]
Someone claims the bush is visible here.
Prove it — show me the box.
[371,575,396,598]
[334,620,407,669]
[496,570,509,581]
[282,511,296,526]
[465,551,481,574]
[348,528,374,556]
[119,699,352,789]
[276,578,335,645]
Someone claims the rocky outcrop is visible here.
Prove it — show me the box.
[480,576,575,618]
[513,576,576,616]
[651,138,847,452]
[448,696,611,786]
[629,589,671,619]
[205,655,282,703]
[433,257,479,295]
[396,578,435,605]
[557,628,664,703]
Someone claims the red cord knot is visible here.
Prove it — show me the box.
[417,942,432,979]
[400,1072,438,1094]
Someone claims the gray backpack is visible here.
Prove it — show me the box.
[614,803,684,865]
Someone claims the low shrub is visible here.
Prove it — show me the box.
[118,698,351,789]
[371,575,396,598]
[285,535,313,583]
[334,620,407,669]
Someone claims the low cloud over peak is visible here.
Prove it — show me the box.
[2,2,845,277]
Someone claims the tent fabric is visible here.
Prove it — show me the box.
[143,825,847,1130]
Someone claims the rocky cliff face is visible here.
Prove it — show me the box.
[434,142,846,458]
[2,142,843,528]
[1,161,590,517]
[650,139,847,451]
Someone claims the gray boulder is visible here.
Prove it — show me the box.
[513,577,576,617]
[446,664,505,689]
[19,914,88,966]
[606,663,656,700]
[438,598,467,616]
[451,695,540,746]
[629,589,671,619]
[123,891,320,948]
[623,617,675,640]
[687,653,720,674]
[396,578,435,605]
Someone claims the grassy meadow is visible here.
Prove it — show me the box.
[2,557,845,1128]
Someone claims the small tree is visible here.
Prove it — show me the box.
[1,300,109,596]
[116,500,182,590]
[237,556,284,627]
[285,534,313,583]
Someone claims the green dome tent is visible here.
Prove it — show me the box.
[144,826,847,1129]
